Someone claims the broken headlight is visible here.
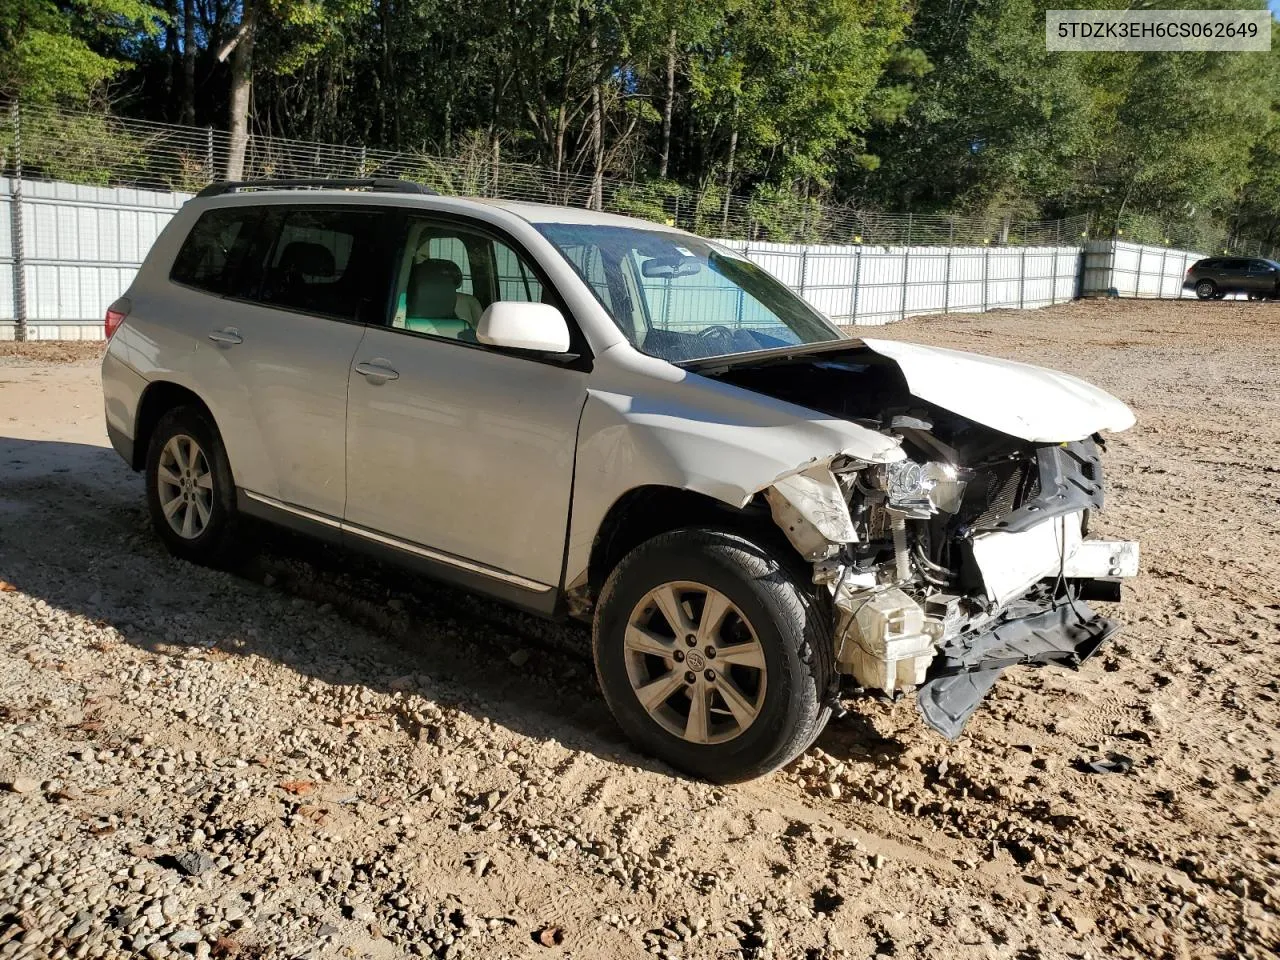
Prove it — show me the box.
[878,460,967,517]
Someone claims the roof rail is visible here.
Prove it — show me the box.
[195,178,438,199]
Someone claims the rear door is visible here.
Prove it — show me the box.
[180,204,394,519]
[1218,259,1250,293]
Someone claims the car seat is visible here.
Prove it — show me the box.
[405,259,471,338]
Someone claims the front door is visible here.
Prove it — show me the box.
[1247,260,1278,296]
[343,217,588,593]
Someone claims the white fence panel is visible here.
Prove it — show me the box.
[1081,240,1208,300]
[718,241,1084,326]
[3,175,1235,340]
[1,178,189,340]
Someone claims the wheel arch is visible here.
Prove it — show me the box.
[132,381,218,471]
[585,485,787,597]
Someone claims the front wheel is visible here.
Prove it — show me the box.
[593,528,833,782]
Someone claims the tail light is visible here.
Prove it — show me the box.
[104,298,131,340]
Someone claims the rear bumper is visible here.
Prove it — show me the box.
[106,422,135,467]
[101,347,146,469]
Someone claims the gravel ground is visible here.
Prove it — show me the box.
[1,299,1276,960]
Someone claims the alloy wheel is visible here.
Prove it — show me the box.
[157,434,214,539]
[624,581,767,745]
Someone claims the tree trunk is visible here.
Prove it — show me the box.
[659,28,676,179]
[588,29,604,211]
[181,0,197,125]
[590,80,604,211]
[491,131,501,197]
[721,122,738,235]
[224,2,257,180]
[164,0,179,114]
[379,0,394,145]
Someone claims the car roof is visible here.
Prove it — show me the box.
[474,199,685,232]
[194,186,687,235]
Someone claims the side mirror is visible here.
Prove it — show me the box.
[476,301,571,353]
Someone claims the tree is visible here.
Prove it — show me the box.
[0,0,159,104]
[687,0,912,206]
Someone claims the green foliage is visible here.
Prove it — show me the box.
[0,0,159,104]
[609,179,686,224]
[0,110,145,183]
[745,183,828,243]
[688,0,912,187]
[3,0,1279,251]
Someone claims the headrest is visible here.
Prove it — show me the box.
[419,257,462,290]
[407,259,460,318]
[278,241,335,278]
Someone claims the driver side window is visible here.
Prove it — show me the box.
[389,219,559,344]
[390,223,488,340]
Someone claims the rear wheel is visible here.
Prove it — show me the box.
[145,406,241,566]
[1195,279,1217,300]
[593,528,833,782]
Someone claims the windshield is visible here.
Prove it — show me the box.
[535,223,844,362]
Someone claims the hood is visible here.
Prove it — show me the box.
[858,338,1135,443]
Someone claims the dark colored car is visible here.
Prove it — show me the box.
[1184,257,1280,300]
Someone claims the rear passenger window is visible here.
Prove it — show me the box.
[258,208,384,321]
[170,208,263,296]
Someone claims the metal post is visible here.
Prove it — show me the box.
[1135,244,1144,299]
[1158,246,1168,299]
[943,246,953,313]
[1018,247,1026,309]
[205,126,214,181]
[899,246,910,321]
[982,246,990,312]
[358,146,367,178]
[799,249,809,299]
[1051,244,1059,305]
[9,102,27,343]
[850,248,863,325]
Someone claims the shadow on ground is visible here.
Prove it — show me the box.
[0,434,892,782]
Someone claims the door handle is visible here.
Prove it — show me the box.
[354,360,399,382]
[208,328,243,345]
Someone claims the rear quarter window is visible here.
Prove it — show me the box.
[170,207,264,296]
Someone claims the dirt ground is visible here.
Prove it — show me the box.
[0,299,1276,960]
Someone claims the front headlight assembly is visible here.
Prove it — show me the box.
[878,460,967,517]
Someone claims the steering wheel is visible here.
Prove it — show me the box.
[697,324,737,351]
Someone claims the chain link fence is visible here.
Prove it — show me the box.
[1,101,1095,247]
[1113,211,1279,263]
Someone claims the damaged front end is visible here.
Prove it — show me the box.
[735,350,1140,738]
[764,435,1138,738]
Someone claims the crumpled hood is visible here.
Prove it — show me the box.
[859,338,1135,443]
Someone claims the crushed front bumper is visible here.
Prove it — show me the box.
[916,596,1119,738]
[915,511,1137,739]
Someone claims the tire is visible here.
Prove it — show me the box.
[593,527,834,783]
[1195,279,1217,300]
[145,405,241,566]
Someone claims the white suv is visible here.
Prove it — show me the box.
[101,179,1139,782]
